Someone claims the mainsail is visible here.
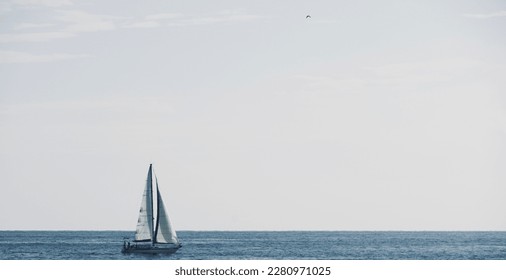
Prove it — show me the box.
[134,165,154,241]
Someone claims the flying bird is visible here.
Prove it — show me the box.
[306,15,311,19]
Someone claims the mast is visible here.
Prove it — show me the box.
[154,176,161,244]
[149,164,155,246]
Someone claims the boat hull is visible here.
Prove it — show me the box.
[122,241,181,254]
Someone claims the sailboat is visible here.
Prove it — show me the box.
[122,164,181,254]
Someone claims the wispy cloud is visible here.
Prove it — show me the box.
[0,10,117,43]
[122,21,160,29]
[145,13,183,21]
[287,58,485,94]
[11,0,73,7]
[14,23,57,30]
[0,31,75,43]
[124,11,263,29]
[122,13,183,29]
[1,0,72,15]
[1,8,263,42]
[56,10,118,33]
[167,12,264,27]
[0,50,89,63]
[0,2,13,13]
[0,8,263,63]
[463,10,506,19]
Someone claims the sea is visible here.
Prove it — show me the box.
[1,231,505,260]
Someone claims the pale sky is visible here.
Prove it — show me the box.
[1,0,505,230]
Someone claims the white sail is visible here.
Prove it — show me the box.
[155,185,179,244]
[134,164,154,241]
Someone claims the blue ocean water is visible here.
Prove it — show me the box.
[0,231,505,260]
